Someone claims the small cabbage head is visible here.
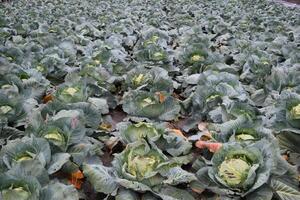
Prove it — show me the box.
[205,94,221,103]
[190,54,205,63]
[1,84,14,90]
[234,128,258,142]
[139,97,156,108]
[235,134,255,141]
[36,65,45,73]
[143,35,160,46]
[2,186,30,200]
[15,151,35,162]
[62,87,78,97]
[0,105,12,114]
[43,129,65,147]
[56,85,85,103]
[289,104,300,120]
[132,74,148,87]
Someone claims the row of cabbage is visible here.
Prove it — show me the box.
[0,0,300,199]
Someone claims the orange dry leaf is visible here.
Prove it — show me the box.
[68,170,84,189]
[195,140,222,153]
[155,92,166,103]
[282,154,289,161]
[72,170,84,179]
[43,94,54,103]
[170,129,187,140]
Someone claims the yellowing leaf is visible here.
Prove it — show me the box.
[43,94,54,103]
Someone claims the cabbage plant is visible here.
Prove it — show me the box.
[0,93,26,126]
[0,74,24,98]
[0,173,41,200]
[124,66,173,93]
[212,121,275,144]
[239,50,273,89]
[0,69,49,100]
[122,90,180,121]
[135,44,169,63]
[54,85,86,104]
[272,91,300,131]
[211,102,258,135]
[134,28,171,64]
[41,101,104,129]
[177,30,219,74]
[265,65,300,95]
[27,112,86,152]
[179,44,210,72]
[83,140,196,200]
[116,121,192,156]
[186,70,248,121]
[270,91,300,168]
[0,136,51,171]
[0,172,79,200]
[194,140,300,200]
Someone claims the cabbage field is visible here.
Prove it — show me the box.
[0,0,300,199]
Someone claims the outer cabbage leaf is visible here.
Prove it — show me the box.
[0,136,51,170]
[41,181,79,200]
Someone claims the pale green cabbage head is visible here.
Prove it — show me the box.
[290,104,300,120]
[235,134,255,141]
[127,155,158,178]
[190,54,205,62]
[43,129,65,147]
[2,186,30,200]
[218,158,251,187]
[62,87,78,97]
[0,106,12,114]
